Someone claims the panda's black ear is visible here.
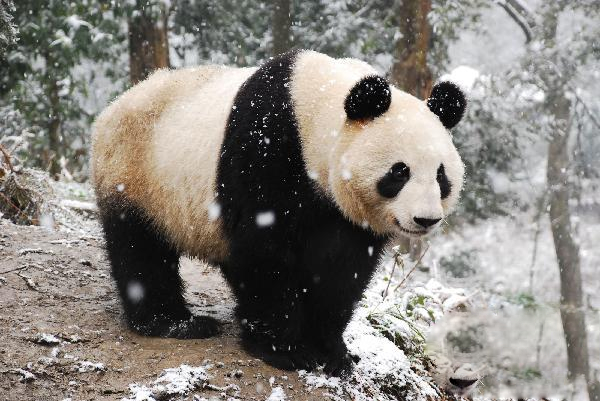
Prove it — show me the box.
[426,81,467,129]
[344,75,391,120]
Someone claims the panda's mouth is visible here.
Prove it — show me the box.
[394,219,427,236]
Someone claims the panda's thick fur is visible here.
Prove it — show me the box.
[92,50,466,375]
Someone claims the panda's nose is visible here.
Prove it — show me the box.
[413,217,441,228]
[449,378,478,389]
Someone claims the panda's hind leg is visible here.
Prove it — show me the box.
[98,196,219,339]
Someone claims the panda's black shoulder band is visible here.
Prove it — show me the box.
[344,75,391,121]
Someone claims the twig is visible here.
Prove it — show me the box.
[0,144,15,173]
[568,84,600,130]
[494,0,533,43]
[370,244,430,315]
[382,248,404,301]
[393,244,430,292]
[0,264,37,275]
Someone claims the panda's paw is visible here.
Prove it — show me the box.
[166,315,220,339]
[286,345,321,371]
[242,338,320,372]
[268,347,319,372]
[130,314,220,339]
[323,352,356,377]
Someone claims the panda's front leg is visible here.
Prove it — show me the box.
[221,250,323,371]
[301,222,383,376]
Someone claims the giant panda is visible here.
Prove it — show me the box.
[92,50,466,375]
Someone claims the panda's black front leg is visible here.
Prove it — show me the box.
[222,248,322,371]
[301,220,384,376]
[237,292,320,371]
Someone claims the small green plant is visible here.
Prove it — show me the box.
[367,309,427,361]
[508,292,538,310]
[514,367,543,381]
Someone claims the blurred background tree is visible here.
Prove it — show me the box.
[0,0,123,180]
[0,0,17,56]
[127,0,171,84]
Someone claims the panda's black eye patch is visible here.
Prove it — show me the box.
[437,163,451,199]
[377,162,410,198]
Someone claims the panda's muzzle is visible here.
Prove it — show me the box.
[393,218,427,236]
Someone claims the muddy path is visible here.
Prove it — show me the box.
[0,219,329,400]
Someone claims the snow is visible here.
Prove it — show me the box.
[441,65,480,92]
[50,30,73,47]
[65,15,92,30]
[34,333,61,345]
[265,386,286,401]
[14,368,35,382]
[126,281,145,303]
[123,364,210,401]
[207,201,221,221]
[76,361,106,373]
[256,211,275,227]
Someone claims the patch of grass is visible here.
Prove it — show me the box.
[508,292,538,310]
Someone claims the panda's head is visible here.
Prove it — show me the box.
[330,77,466,238]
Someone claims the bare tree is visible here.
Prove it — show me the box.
[272,0,292,55]
[499,2,593,397]
[128,1,171,85]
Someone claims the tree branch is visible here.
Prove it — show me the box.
[494,0,534,43]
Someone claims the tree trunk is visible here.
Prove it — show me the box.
[390,0,433,259]
[542,6,592,397]
[128,1,170,85]
[272,0,292,55]
[547,94,590,387]
[390,0,433,100]
[46,70,61,180]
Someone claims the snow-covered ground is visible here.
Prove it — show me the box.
[2,174,599,400]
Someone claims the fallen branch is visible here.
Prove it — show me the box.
[60,199,98,213]
[0,264,39,275]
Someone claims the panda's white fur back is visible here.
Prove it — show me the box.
[92,65,256,263]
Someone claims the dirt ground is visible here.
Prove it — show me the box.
[0,219,331,400]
